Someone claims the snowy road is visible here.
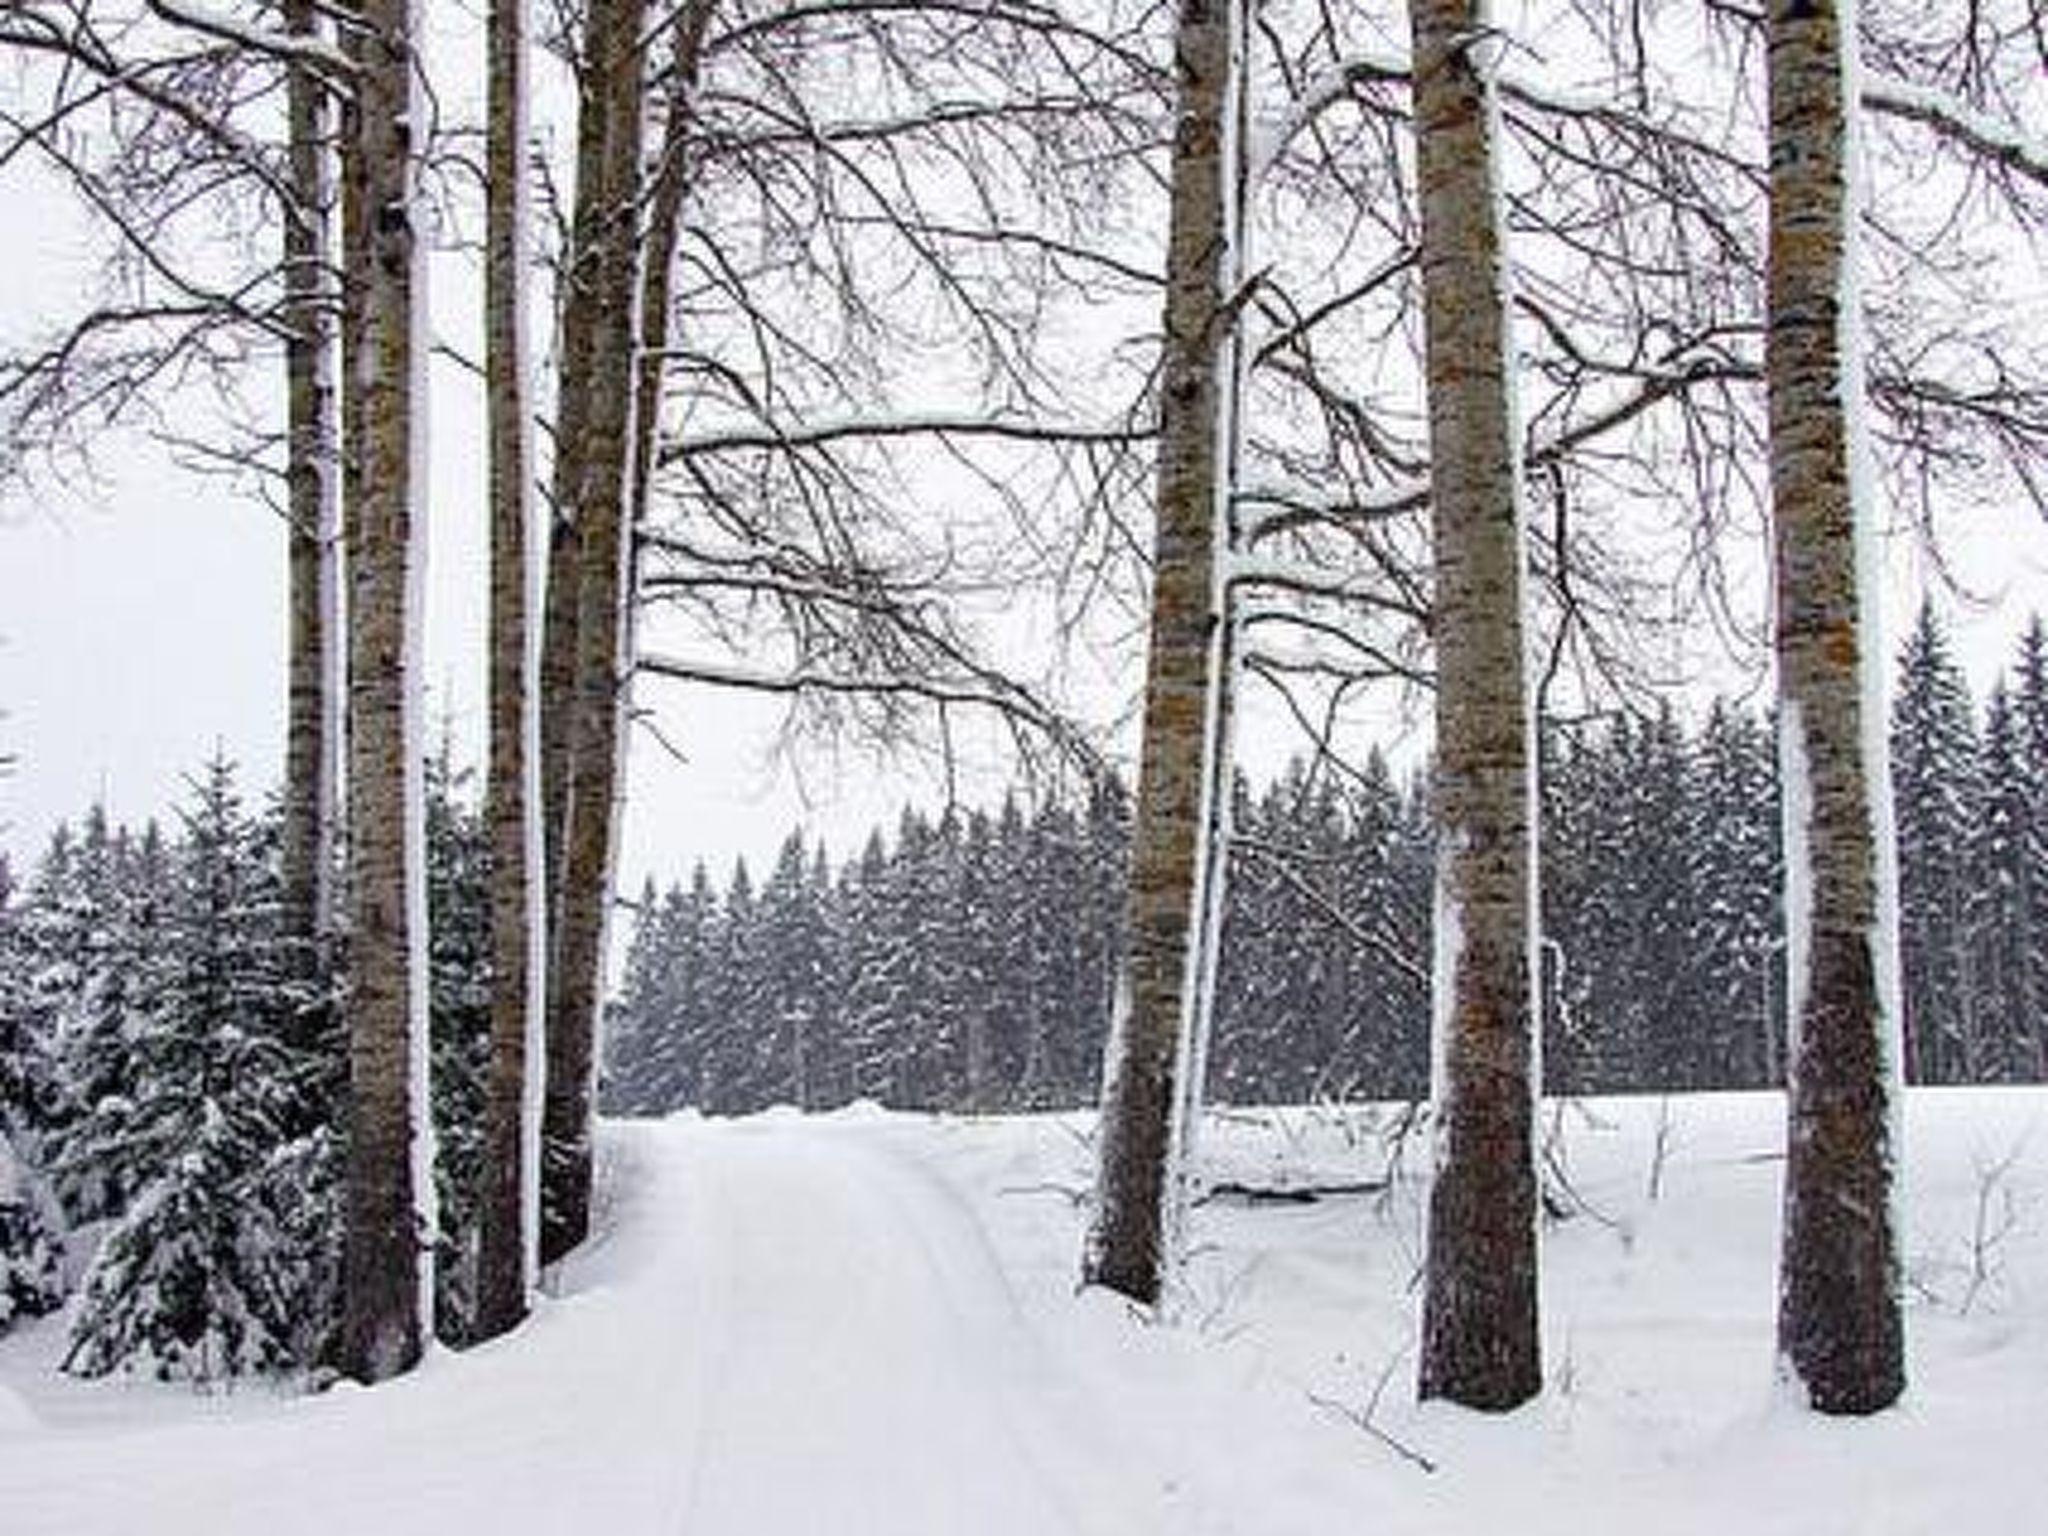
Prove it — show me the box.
[658,1121,1156,1535]
[0,1115,1230,1536]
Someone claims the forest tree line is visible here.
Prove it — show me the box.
[603,608,2048,1117]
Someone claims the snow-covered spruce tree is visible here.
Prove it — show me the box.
[1085,0,1240,1308]
[0,1129,65,1336]
[759,832,832,1111]
[1,868,66,1333]
[2007,620,2048,1078]
[1973,684,2039,1081]
[839,831,906,1106]
[425,758,492,1346]
[340,0,435,1386]
[652,867,719,1110]
[602,879,669,1115]
[1628,708,1707,1089]
[1006,800,1077,1109]
[1537,724,1604,1092]
[1409,0,1542,1411]
[1890,603,1982,1084]
[1690,701,1786,1089]
[33,810,175,1223]
[1767,0,1905,1416]
[64,760,337,1382]
[708,859,762,1112]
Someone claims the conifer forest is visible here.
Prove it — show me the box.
[2,0,2047,1526]
[605,612,2048,1118]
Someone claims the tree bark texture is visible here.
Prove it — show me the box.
[338,12,368,642]
[281,0,339,962]
[1410,0,1542,1412]
[474,0,545,1344]
[537,0,618,920]
[542,0,648,1267]
[340,0,433,1385]
[1083,0,1234,1307]
[627,0,716,542]
[1767,0,1905,1417]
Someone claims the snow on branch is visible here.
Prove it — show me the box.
[1227,553,1415,609]
[1235,477,1428,545]
[1257,45,2046,196]
[663,412,1155,460]
[1253,49,1755,185]
[1238,344,1760,548]
[1250,52,1408,181]
[143,1,358,83]
[634,651,1099,766]
[1861,75,2048,191]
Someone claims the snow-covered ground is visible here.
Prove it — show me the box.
[3,1089,2044,1534]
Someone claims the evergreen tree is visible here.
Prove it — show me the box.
[31,810,172,1222]
[1690,701,1785,1087]
[1891,604,1982,1083]
[0,907,66,1343]
[758,832,832,1110]
[1974,683,2038,1080]
[0,1128,65,1335]
[64,759,336,1381]
[424,757,493,1343]
[704,860,761,1112]
[652,864,719,1111]
[603,878,670,1114]
[2010,618,2048,1077]
[839,830,904,1104]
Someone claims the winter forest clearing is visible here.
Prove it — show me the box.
[5,1095,2047,1535]
[3,0,2048,1526]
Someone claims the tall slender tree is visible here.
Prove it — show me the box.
[1409,0,1542,1411]
[1890,602,1980,1083]
[280,0,341,960]
[339,0,435,1385]
[542,0,651,1267]
[1084,0,1240,1307]
[473,0,546,1344]
[1767,0,1906,1416]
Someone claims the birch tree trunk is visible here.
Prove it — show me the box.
[474,0,545,1343]
[1767,0,1906,1417]
[629,0,717,536]
[542,0,648,1267]
[537,0,619,922]
[340,0,433,1385]
[1083,0,1236,1307]
[1409,0,1542,1412]
[281,0,339,962]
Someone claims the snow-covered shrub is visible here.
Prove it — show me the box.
[64,1119,338,1382]
[0,1132,67,1333]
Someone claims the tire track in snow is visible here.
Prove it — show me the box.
[659,1119,1159,1536]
